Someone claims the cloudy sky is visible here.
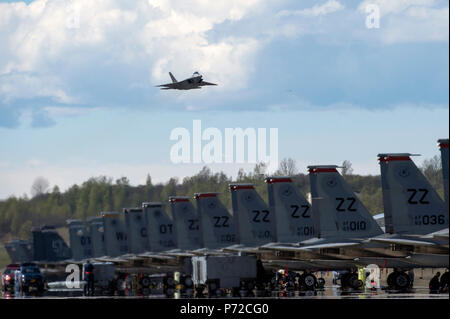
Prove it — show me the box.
[0,0,448,199]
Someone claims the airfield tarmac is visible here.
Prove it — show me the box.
[2,286,449,299]
[2,268,448,299]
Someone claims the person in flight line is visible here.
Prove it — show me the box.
[84,260,94,296]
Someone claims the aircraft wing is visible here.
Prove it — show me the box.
[164,252,195,257]
[307,259,361,269]
[189,248,235,256]
[94,256,131,264]
[263,259,325,270]
[354,254,449,268]
[160,249,195,257]
[200,81,217,86]
[264,259,360,271]
[156,83,176,89]
[368,237,437,247]
[405,253,449,268]
[353,256,430,269]
[257,242,361,252]
[222,244,268,254]
[294,242,361,251]
[424,228,449,241]
[258,244,306,252]
[137,252,177,260]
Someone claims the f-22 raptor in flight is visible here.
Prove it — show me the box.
[156,72,217,90]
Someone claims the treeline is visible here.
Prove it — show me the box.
[0,157,444,240]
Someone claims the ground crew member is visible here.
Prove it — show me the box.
[332,271,338,285]
[440,269,449,293]
[408,269,415,288]
[429,272,440,293]
[84,260,94,296]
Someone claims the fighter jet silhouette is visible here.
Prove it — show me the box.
[156,72,217,90]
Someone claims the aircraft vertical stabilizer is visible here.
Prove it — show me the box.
[378,154,448,235]
[308,166,384,239]
[67,219,92,261]
[3,240,32,263]
[18,240,33,262]
[169,197,201,250]
[102,212,128,257]
[266,177,315,242]
[32,226,72,262]
[4,242,19,263]
[124,207,148,254]
[194,193,236,249]
[142,202,176,252]
[169,72,177,83]
[229,184,276,246]
[438,139,449,213]
[88,217,106,258]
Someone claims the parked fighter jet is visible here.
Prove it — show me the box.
[32,225,72,262]
[223,184,277,254]
[88,216,106,258]
[150,195,235,257]
[372,152,448,241]
[3,240,33,263]
[222,182,370,289]
[156,72,217,90]
[97,197,234,263]
[270,162,447,253]
[194,192,236,252]
[260,154,448,289]
[67,219,92,261]
[438,138,449,214]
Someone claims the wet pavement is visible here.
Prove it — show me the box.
[2,286,449,299]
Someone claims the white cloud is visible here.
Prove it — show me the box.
[380,6,449,44]
[270,0,448,44]
[0,0,262,109]
[148,36,260,89]
[0,73,74,104]
[357,0,449,44]
[278,0,344,17]
[0,0,447,126]
[357,0,437,15]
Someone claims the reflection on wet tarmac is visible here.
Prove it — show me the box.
[2,286,449,299]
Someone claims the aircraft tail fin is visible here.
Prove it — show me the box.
[194,193,236,249]
[378,153,448,235]
[438,139,449,213]
[308,166,384,239]
[32,225,72,262]
[229,184,276,246]
[169,72,177,83]
[5,240,33,263]
[169,197,201,250]
[88,216,106,258]
[67,219,92,261]
[124,208,148,254]
[266,177,315,242]
[17,240,33,262]
[4,242,19,263]
[142,202,176,252]
[102,212,128,257]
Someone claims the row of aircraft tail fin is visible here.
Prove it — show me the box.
[5,139,449,269]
